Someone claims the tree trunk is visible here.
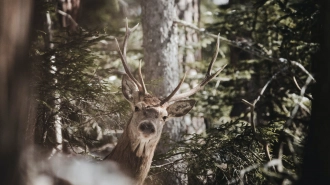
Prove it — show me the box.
[300,0,330,184]
[142,0,179,98]
[142,0,202,184]
[142,0,180,146]
[141,0,183,184]
[0,0,33,184]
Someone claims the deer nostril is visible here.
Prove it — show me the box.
[139,122,155,135]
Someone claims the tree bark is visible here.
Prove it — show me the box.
[142,0,180,146]
[142,1,203,184]
[142,0,179,98]
[300,0,330,184]
[0,0,33,184]
[141,0,183,184]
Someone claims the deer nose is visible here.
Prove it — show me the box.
[139,122,155,135]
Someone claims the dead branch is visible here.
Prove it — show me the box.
[241,66,289,166]
[173,19,315,82]
[57,10,79,28]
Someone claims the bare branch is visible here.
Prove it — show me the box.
[207,34,220,76]
[174,19,315,82]
[240,67,290,165]
[293,76,302,91]
[253,67,288,107]
[238,158,295,185]
[239,164,259,185]
[57,10,79,28]
[285,76,313,127]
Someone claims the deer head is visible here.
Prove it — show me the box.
[121,73,197,158]
[107,20,226,185]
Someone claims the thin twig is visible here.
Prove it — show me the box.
[174,19,315,82]
[293,76,301,91]
[239,159,288,185]
[277,142,284,172]
[242,98,272,163]
[274,76,313,178]
[285,76,313,127]
[151,158,183,169]
[57,10,79,28]
[253,66,288,107]
[293,76,313,100]
[241,67,289,166]
[239,164,259,185]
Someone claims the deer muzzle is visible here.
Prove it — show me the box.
[138,121,155,136]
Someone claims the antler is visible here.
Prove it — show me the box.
[115,19,148,94]
[160,34,227,105]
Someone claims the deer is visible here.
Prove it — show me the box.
[105,21,226,185]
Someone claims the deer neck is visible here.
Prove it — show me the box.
[107,123,160,185]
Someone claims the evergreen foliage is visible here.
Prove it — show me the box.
[31,2,132,157]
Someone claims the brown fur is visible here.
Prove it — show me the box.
[107,108,160,185]
[105,76,195,185]
[107,126,156,185]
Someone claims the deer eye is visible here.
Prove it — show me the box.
[162,116,167,121]
[135,106,140,112]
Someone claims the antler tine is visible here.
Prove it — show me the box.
[115,38,141,89]
[167,64,226,103]
[200,64,227,87]
[160,72,187,105]
[161,34,227,103]
[138,60,148,94]
[123,18,139,55]
[115,18,142,90]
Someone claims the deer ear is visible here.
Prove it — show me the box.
[167,99,196,118]
[122,74,139,102]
